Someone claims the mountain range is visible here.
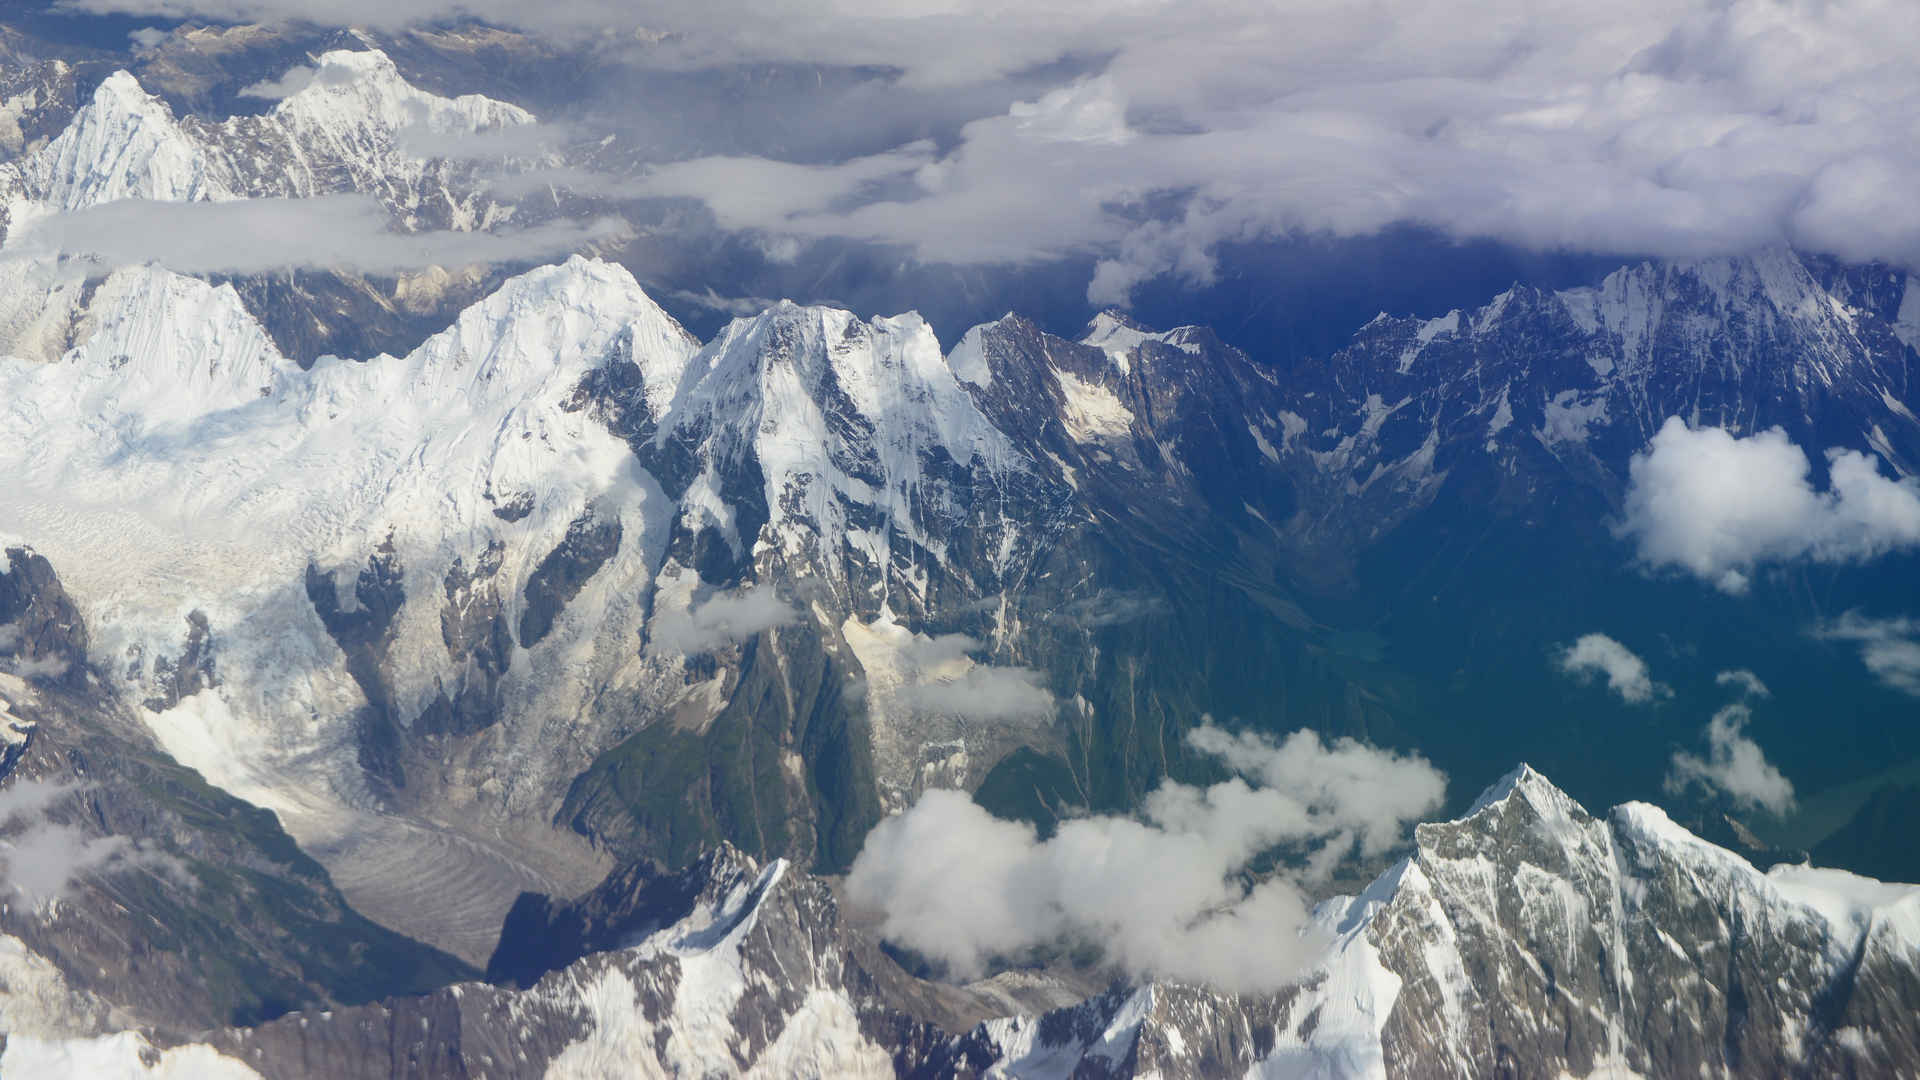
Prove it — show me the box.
[0,42,1917,1078]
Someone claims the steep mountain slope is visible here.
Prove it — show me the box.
[11,767,1910,1078]
[1267,250,1920,572]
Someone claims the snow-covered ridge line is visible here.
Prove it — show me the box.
[0,46,531,215]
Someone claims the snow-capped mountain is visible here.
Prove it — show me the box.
[1235,250,1920,574]
[9,766,1911,1078]
[7,223,1920,963]
[0,49,538,365]
[0,47,526,218]
[3,44,1920,1076]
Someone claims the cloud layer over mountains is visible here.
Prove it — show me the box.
[61,0,1920,304]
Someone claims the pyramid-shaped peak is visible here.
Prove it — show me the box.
[12,69,220,209]
[1460,762,1583,821]
[88,69,167,113]
[413,255,692,386]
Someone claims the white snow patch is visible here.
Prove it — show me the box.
[946,324,992,388]
[0,1032,263,1079]
[1895,277,1920,356]
[1053,367,1133,441]
[1539,389,1608,444]
[1398,310,1459,373]
[1248,422,1281,463]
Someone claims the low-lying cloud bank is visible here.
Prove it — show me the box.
[1665,703,1795,817]
[1620,418,1920,593]
[844,723,1445,992]
[3,194,628,276]
[0,780,142,907]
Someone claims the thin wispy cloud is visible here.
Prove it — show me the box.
[3,194,629,276]
[1666,703,1795,817]
[1814,614,1920,698]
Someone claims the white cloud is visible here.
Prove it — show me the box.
[647,583,798,655]
[1714,669,1770,700]
[844,722,1444,991]
[0,780,133,907]
[1813,613,1920,697]
[1556,633,1666,705]
[1619,418,1920,593]
[845,619,1055,722]
[3,194,629,276]
[623,142,938,234]
[53,0,1920,300]
[900,663,1053,722]
[888,630,1053,722]
[4,655,71,681]
[1666,703,1795,816]
[236,65,318,100]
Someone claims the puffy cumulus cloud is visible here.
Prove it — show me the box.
[1665,703,1795,817]
[57,0,1920,301]
[647,583,798,656]
[1814,614,1920,697]
[1556,633,1666,705]
[844,723,1444,991]
[2,194,628,276]
[1715,669,1771,700]
[1619,418,1920,593]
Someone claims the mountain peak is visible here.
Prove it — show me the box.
[272,48,534,140]
[1462,761,1551,816]
[400,255,693,408]
[4,67,220,209]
